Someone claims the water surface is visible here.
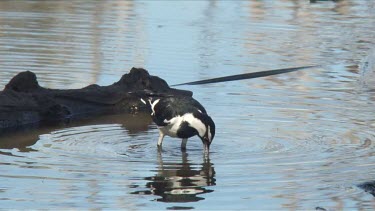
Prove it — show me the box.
[1,1,375,210]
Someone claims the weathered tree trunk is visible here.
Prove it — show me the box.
[0,67,192,132]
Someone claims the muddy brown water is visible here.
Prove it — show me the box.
[0,1,375,210]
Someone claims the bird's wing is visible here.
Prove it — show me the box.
[162,97,206,115]
[153,97,207,126]
[185,97,207,114]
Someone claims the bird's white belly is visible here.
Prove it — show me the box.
[158,113,207,139]
[159,125,179,137]
[159,115,185,138]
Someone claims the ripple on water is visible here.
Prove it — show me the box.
[24,122,218,206]
[31,124,158,162]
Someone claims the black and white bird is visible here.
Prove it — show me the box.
[141,96,215,152]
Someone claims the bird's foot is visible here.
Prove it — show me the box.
[157,144,164,153]
[181,146,187,152]
[181,138,188,151]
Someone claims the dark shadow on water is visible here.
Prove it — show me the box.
[131,151,216,204]
[358,181,375,197]
[0,113,152,150]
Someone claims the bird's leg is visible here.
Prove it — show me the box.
[181,138,188,151]
[157,130,165,148]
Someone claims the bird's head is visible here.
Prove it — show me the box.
[197,114,215,152]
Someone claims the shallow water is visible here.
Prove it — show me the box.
[1,1,375,210]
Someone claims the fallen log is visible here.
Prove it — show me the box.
[0,67,192,132]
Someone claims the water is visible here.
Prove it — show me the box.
[1,1,375,210]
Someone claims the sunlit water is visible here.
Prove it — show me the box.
[1,1,375,210]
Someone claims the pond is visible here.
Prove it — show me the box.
[1,1,375,210]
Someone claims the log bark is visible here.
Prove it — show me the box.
[0,67,192,132]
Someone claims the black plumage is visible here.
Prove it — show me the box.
[151,97,206,124]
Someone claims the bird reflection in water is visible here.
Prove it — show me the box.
[131,151,216,202]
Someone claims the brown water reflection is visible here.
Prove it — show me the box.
[0,1,146,89]
[0,113,152,149]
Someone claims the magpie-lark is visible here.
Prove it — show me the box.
[141,96,215,152]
